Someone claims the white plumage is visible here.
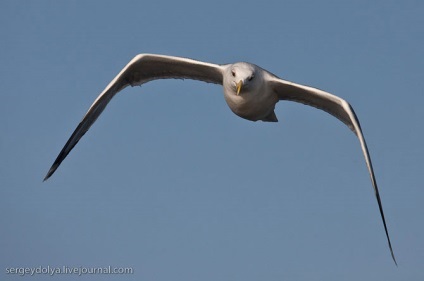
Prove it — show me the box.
[44,54,396,264]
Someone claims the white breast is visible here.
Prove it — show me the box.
[222,70,278,121]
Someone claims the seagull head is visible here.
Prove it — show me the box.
[227,63,257,96]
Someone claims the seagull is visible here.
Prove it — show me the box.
[44,54,396,264]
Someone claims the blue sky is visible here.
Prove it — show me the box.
[1,1,423,280]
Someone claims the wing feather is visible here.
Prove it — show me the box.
[44,54,225,180]
[269,76,397,265]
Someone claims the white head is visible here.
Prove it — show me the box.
[222,62,278,122]
[224,62,260,96]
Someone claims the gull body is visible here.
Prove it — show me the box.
[223,62,279,122]
[44,54,396,264]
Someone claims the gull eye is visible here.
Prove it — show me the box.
[248,74,254,81]
[231,70,236,77]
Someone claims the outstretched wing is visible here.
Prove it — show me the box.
[44,54,225,180]
[268,76,397,265]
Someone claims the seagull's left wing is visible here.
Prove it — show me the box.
[268,75,397,265]
[44,54,225,180]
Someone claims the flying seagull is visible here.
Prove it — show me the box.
[44,54,396,264]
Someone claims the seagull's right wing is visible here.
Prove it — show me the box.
[44,54,225,180]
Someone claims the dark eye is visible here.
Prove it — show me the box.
[231,70,236,77]
[248,74,254,81]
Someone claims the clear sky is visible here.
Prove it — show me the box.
[1,1,423,280]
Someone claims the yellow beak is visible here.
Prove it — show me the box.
[236,80,243,95]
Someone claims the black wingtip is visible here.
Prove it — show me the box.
[391,249,398,266]
[387,236,398,266]
[43,164,58,182]
[43,174,50,182]
[375,191,397,266]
